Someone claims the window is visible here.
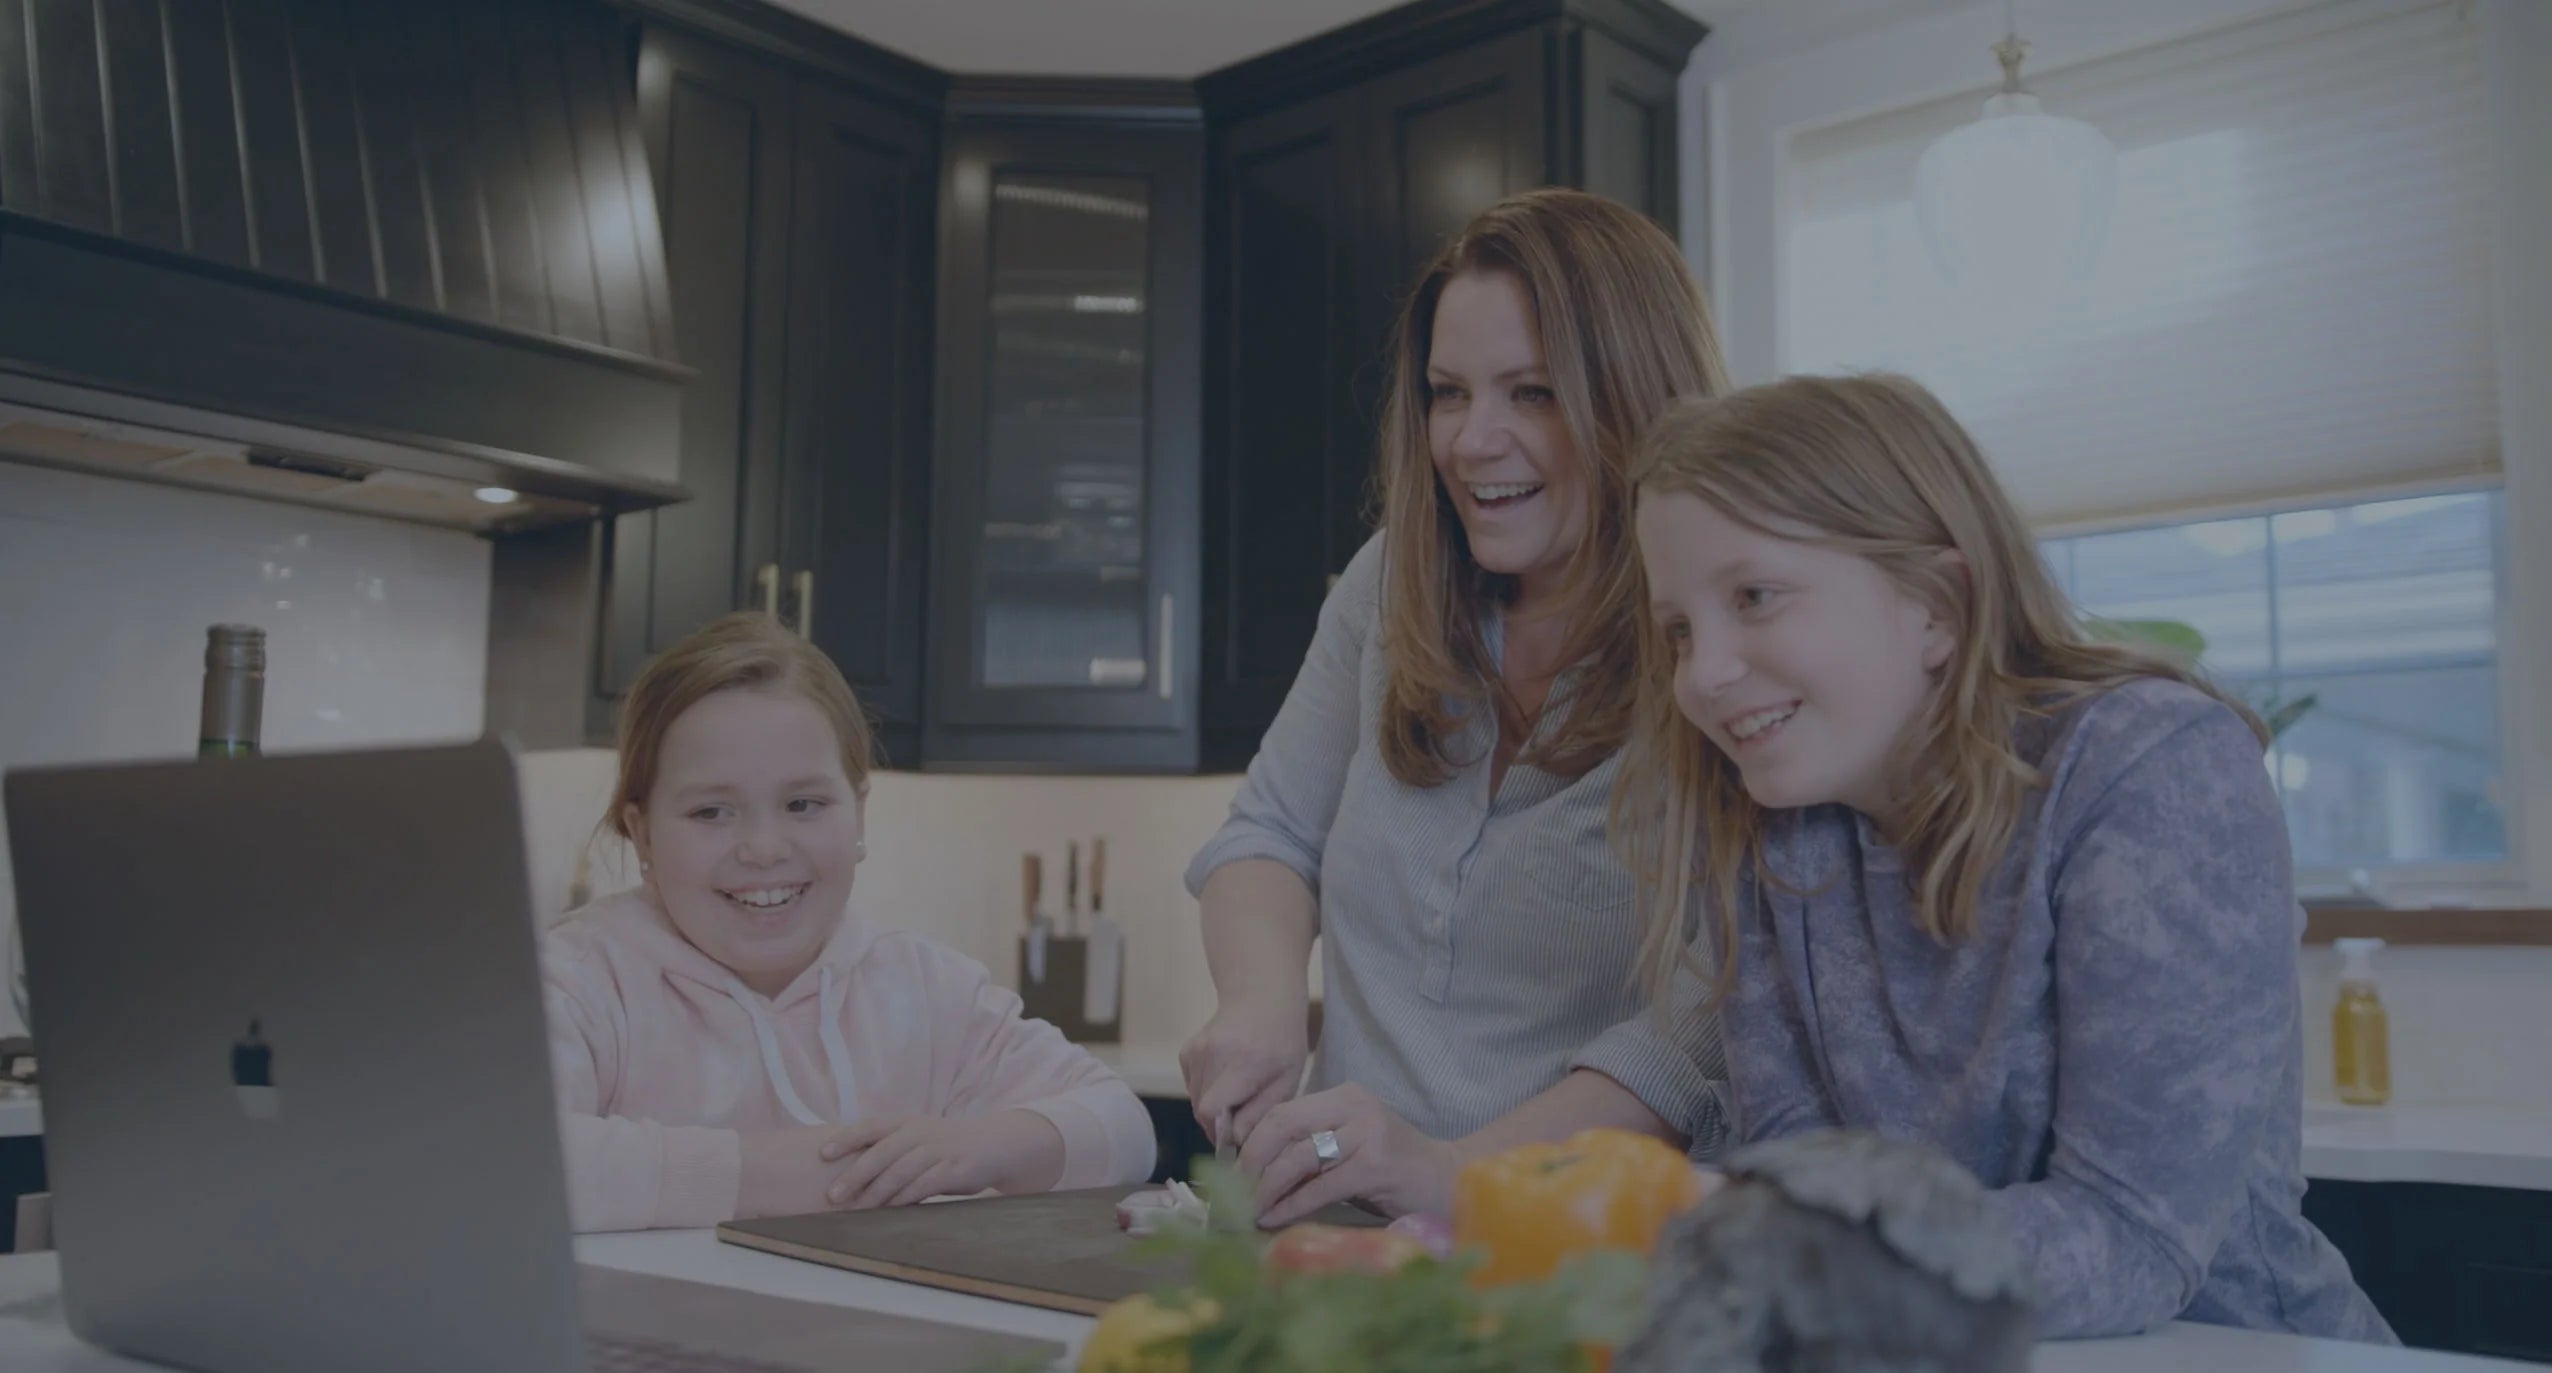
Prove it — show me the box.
[2046,490,2507,876]
[1778,0,2515,887]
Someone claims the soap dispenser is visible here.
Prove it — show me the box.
[2332,937,2391,1107]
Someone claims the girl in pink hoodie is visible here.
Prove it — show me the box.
[544,612,1157,1232]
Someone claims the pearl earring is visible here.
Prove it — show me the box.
[855,840,868,860]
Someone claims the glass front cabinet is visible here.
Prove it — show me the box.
[927,113,1204,770]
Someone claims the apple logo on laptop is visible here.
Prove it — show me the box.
[231,1019,280,1120]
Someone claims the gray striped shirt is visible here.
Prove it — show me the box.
[1185,536,1729,1152]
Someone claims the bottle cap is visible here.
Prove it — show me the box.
[206,624,267,675]
[2335,937,2384,981]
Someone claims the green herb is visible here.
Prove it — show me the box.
[2082,616,2318,739]
[1112,1163,1648,1373]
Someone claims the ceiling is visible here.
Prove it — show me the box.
[762,0,1765,77]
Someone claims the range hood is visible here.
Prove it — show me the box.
[0,0,691,533]
[0,376,658,535]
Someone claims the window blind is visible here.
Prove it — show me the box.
[1781,0,2498,527]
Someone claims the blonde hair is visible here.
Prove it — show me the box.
[1375,188,1731,787]
[605,611,876,844]
[1613,373,2264,1002]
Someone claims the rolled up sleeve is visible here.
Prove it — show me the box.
[1571,938,1732,1159]
[1183,536,1382,899]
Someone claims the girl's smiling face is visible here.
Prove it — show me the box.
[625,686,865,995]
[1636,489,1954,825]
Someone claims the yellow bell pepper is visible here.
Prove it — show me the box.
[1451,1127,1705,1288]
[1077,1292,1219,1373]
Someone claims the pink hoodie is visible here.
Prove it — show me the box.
[541,888,1156,1232]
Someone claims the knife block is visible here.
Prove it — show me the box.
[1016,934,1122,1044]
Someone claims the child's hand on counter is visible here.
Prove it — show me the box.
[821,1109,1067,1209]
[736,1124,852,1219]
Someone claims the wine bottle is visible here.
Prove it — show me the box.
[199,624,265,758]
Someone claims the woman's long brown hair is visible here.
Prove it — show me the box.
[1374,189,1731,786]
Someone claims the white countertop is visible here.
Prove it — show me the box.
[0,1227,2534,1372]
[2299,1101,2552,1191]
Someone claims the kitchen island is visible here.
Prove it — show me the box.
[0,1227,2538,1371]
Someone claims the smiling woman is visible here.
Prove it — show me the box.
[1178,188,1737,1232]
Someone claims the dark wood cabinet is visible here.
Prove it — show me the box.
[2305,1179,2552,1361]
[1366,34,1553,289]
[607,29,794,702]
[603,0,1697,773]
[1568,26,1683,226]
[1202,85,1374,762]
[778,82,937,761]
[0,0,686,487]
[1197,3,1700,770]
[925,103,1205,771]
[1,0,674,356]
[607,23,935,761]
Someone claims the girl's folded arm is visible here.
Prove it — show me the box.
[1988,705,2297,1337]
[545,965,742,1232]
[936,955,1158,1189]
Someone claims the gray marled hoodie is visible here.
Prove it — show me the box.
[1721,676,2394,1342]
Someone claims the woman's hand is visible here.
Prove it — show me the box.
[820,1109,1066,1209]
[1180,995,1310,1152]
[1237,1083,1460,1229]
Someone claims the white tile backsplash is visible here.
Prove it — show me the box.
[2298,943,2552,1109]
[0,461,490,1034]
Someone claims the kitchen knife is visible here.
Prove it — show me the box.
[1023,853,1052,984]
[1064,841,1080,938]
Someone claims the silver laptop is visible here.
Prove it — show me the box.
[4,738,1059,1373]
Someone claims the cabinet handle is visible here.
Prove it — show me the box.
[754,563,780,618]
[1158,593,1175,701]
[794,569,814,639]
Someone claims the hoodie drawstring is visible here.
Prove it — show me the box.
[726,964,858,1126]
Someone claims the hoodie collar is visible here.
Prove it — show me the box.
[611,886,882,1009]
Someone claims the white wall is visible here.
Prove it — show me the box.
[2479,0,2552,927]
[0,461,491,1036]
[516,750,1250,1055]
[1679,0,2552,1111]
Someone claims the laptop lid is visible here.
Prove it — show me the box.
[5,738,587,1373]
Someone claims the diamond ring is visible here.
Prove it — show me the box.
[1310,1129,1342,1168]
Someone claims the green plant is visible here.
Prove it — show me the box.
[2082,616,2317,740]
[1114,1163,1649,1373]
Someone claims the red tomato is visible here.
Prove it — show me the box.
[1262,1223,1430,1277]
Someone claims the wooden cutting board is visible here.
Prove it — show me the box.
[717,1185,1382,1316]
[578,1266,1061,1372]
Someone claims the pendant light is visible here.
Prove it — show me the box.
[1913,0,2119,296]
